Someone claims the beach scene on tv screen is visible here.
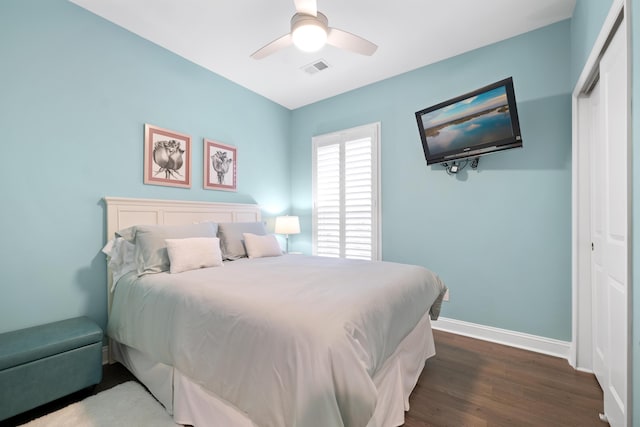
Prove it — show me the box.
[421,86,514,156]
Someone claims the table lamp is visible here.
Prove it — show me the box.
[275,215,300,253]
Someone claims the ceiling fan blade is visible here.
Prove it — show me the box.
[293,0,317,16]
[327,28,378,56]
[250,34,293,59]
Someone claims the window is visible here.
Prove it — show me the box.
[312,122,380,260]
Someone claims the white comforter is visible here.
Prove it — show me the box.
[108,255,446,427]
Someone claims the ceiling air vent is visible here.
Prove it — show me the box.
[301,59,330,75]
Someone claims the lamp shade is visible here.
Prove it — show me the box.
[275,216,300,235]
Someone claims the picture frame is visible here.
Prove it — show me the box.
[144,124,191,188]
[204,139,237,192]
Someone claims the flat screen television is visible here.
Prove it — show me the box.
[415,77,523,165]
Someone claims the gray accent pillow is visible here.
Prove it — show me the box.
[217,222,266,260]
[118,222,219,275]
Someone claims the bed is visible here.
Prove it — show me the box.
[104,197,447,427]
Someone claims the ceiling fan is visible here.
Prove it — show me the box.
[250,0,378,60]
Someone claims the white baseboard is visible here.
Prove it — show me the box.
[432,317,571,361]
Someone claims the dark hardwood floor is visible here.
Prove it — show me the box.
[403,330,605,427]
[2,330,605,427]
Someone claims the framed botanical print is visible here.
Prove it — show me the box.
[204,139,237,191]
[144,124,191,188]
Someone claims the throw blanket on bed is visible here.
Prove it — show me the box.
[108,255,446,427]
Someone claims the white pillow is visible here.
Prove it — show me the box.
[242,233,282,259]
[102,237,137,292]
[165,237,223,274]
[218,222,267,260]
[121,223,218,275]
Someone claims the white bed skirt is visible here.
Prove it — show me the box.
[112,312,435,427]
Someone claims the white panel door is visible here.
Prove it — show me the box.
[590,79,605,387]
[591,18,628,427]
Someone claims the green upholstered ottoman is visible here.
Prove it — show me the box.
[0,316,103,421]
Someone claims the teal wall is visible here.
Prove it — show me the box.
[0,0,291,334]
[291,22,573,341]
[570,0,615,84]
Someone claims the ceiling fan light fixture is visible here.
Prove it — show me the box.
[291,13,328,52]
[251,5,377,60]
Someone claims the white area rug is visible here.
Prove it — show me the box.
[21,381,180,427]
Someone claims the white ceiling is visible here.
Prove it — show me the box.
[69,0,576,110]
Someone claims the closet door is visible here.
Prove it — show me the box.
[590,17,628,427]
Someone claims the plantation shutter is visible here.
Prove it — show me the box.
[312,123,380,261]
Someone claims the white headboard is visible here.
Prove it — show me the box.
[105,197,261,239]
[104,197,261,313]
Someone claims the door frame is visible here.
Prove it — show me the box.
[571,0,631,422]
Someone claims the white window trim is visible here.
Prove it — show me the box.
[311,122,381,260]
